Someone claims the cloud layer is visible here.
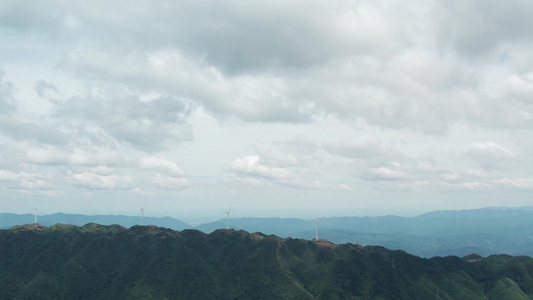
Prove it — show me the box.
[1,0,533,216]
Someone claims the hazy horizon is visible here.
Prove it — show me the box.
[2,1,533,218]
[3,207,428,225]
[5,205,533,226]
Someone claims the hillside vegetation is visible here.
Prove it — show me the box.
[2,224,533,299]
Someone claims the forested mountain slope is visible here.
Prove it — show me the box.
[1,224,533,299]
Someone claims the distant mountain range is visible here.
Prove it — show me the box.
[2,223,533,299]
[3,206,533,258]
[0,212,191,231]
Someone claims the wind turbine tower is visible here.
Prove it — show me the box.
[311,218,325,241]
[225,205,232,229]
[139,205,146,225]
[34,206,38,224]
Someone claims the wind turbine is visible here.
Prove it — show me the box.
[34,205,38,224]
[311,218,325,241]
[225,205,232,229]
[139,205,146,225]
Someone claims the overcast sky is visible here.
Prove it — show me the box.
[1,0,533,222]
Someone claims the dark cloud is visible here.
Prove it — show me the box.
[0,0,64,32]
[0,116,68,145]
[127,96,191,123]
[59,48,315,124]
[435,0,533,58]
[52,90,194,151]
[169,1,340,74]
[5,0,533,135]
[2,1,405,74]
[0,72,67,145]
[35,80,59,98]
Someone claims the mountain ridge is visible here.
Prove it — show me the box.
[2,223,533,299]
[3,206,533,258]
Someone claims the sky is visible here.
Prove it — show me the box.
[1,0,533,223]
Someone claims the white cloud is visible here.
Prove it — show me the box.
[0,170,18,182]
[440,181,493,191]
[64,14,82,28]
[70,148,127,167]
[69,172,132,190]
[140,156,184,177]
[338,184,353,191]
[466,142,513,170]
[17,174,50,190]
[442,173,460,181]
[25,146,69,165]
[231,155,291,179]
[365,166,411,182]
[0,169,55,191]
[467,142,512,158]
[495,178,533,190]
[253,146,302,167]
